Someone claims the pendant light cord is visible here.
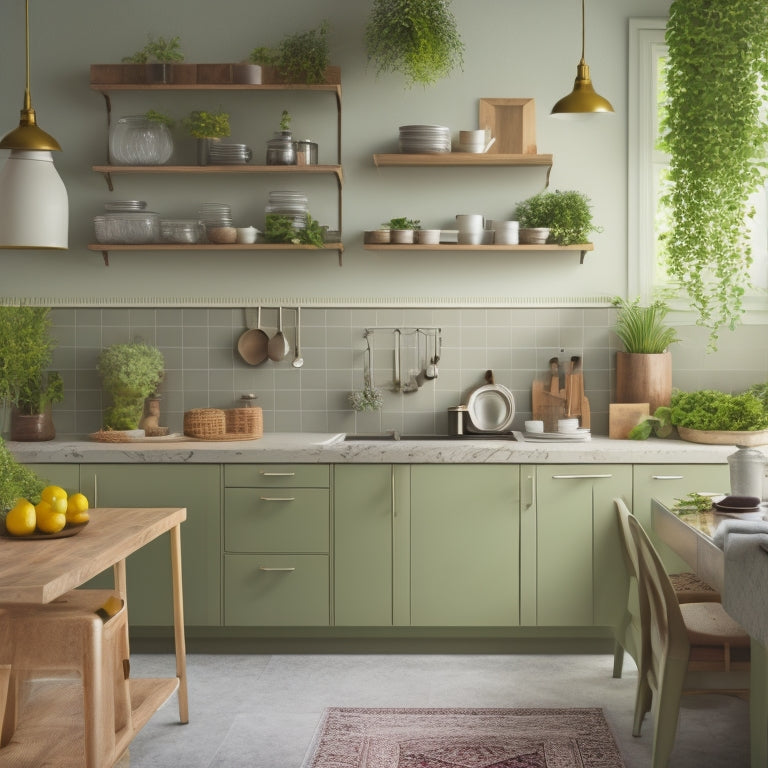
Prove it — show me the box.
[580,0,586,63]
[23,0,31,112]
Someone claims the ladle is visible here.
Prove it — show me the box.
[237,307,269,366]
[268,306,290,362]
[292,307,304,368]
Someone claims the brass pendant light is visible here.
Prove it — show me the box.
[0,0,68,249]
[551,0,614,118]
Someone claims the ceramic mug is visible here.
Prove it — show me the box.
[456,214,484,232]
[236,226,258,244]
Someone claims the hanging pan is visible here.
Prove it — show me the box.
[237,307,269,365]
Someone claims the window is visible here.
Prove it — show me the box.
[628,18,768,318]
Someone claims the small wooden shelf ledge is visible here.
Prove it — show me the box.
[88,242,345,267]
[373,152,553,184]
[364,242,593,263]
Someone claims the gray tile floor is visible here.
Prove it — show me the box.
[124,652,749,767]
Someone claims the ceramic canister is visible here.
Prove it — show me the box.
[727,446,767,499]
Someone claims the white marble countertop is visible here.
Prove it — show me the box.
[6,432,747,465]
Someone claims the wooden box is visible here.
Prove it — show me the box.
[261,65,341,85]
[196,63,233,84]
[609,403,650,439]
[478,98,537,154]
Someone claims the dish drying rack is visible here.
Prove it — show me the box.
[363,327,442,393]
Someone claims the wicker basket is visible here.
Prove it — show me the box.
[225,407,263,437]
[184,408,226,439]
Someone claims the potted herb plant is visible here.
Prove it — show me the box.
[97,342,165,432]
[0,307,64,442]
[0,437,46,512]
[612,297,679,415]
[661,0,768,349]
[184,108,231,165]
[121,34,188,84]
[365,0,464,88]
[514,190,599,245]
[249,21,335,85]
[384,217,421,244]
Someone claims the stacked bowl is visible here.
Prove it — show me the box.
[456,214,492,245]
[398,125,451,154]
[489,220,519,245]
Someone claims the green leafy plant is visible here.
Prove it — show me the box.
[365,0,464,88]
[349,384,384,412]
[184,109,230,139]
[279,110,291,132]
[97,342,165,431]
[628,406,674,440]
[0,306,64,415]
[669,389,768,432]
[612,297,680,354]
[248,21,331,84]
[0,437,46,512]
[672,491,715,514]
[513,190,599,245]
[122,34,185,64]
[144,109,175,128]
[660,0,768,348]
[383,217,421,230]
[264,213,326,247]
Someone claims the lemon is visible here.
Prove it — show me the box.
[35,500,66,534]
[41,485,68,504]
[5,499,36,536]
[66,493,90,524]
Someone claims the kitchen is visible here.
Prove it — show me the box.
[0,0,766,766]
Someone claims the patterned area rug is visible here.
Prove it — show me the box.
[302,707,625,768]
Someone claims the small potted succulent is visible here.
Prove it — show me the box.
[383,217,421,244]
[97,342,165,432]
[184,108,231,165]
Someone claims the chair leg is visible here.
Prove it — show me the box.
[651,659,687,768]
[613,640,625,679]
[633,675,652,737]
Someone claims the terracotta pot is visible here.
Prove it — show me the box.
[615,351,672,415]
[10,407,55,441]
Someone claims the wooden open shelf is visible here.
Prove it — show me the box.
[364,242,593,263]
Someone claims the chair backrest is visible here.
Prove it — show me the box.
[615,497,639,581]
[627,514,691,677]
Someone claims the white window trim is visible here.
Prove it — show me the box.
[628,17,768,325]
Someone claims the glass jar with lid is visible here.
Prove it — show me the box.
[109,115,174,166]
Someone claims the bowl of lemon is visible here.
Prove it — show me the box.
[2,485,90,539]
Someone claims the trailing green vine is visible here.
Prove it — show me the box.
[659,0,768,349]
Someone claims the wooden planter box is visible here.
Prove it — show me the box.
[261,65,341,85]
[196,63,233,84]
[90,63,197,85]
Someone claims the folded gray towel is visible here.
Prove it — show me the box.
[723,531,768,645]
[712,518,768,549]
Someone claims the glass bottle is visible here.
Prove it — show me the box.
[109,115,174,166]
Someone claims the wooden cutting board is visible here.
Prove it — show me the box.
[609,403,650,439]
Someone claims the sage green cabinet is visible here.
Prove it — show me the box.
[410,465,520,626]
[23,463,80,495]
[632,463,730,571]
[223,464,330,626]
[526,464,631,628]
[79,464,221,627]
[334,464,410,626]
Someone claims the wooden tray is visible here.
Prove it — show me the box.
[1,520,89,541]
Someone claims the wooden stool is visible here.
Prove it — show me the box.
[0,589,131,768]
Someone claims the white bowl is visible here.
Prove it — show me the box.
[417,229,441,244]
[525,420,544,433]
[558,418,580,433]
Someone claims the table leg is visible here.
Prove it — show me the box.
[170,524,189,724]
[750,638,768,768]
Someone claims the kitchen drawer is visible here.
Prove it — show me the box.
[224,554,330,626]
[224,487,329,552]
[225,464,329,488]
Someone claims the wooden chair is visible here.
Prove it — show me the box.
[612,498,720,678]
[627,512,749,768]
[0,589,132,768]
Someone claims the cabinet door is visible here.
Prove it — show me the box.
[632,464,729,571]
[533,465,631,628]
[80,464,221,627]
[334,465,411,626]
[21,463,80,495]
[410,465,520,626]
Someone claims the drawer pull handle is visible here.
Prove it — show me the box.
[260,472,296,477]
[651,475,685,480]
[258,566,296,572]
[551,474,613,480]
[259,496,296,502]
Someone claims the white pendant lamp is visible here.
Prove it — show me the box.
[551,0,614,118]
[0,0,68,249]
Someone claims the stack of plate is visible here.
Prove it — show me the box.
[265,190,308,229]
[104,200,146,212]
[398,125,451,154]
[197,202,233,228]
[208,143,252,164]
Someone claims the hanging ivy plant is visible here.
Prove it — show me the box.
[659,0,768,348]
[365,0,464,88]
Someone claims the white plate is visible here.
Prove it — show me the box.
[524,430,591,442]
[465,384,515,433]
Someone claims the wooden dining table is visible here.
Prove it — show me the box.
[652,498,768,768]
[0,506,189,763]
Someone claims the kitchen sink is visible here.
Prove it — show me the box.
[343,432,520,442]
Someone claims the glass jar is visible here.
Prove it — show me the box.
[109,115,174,166]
